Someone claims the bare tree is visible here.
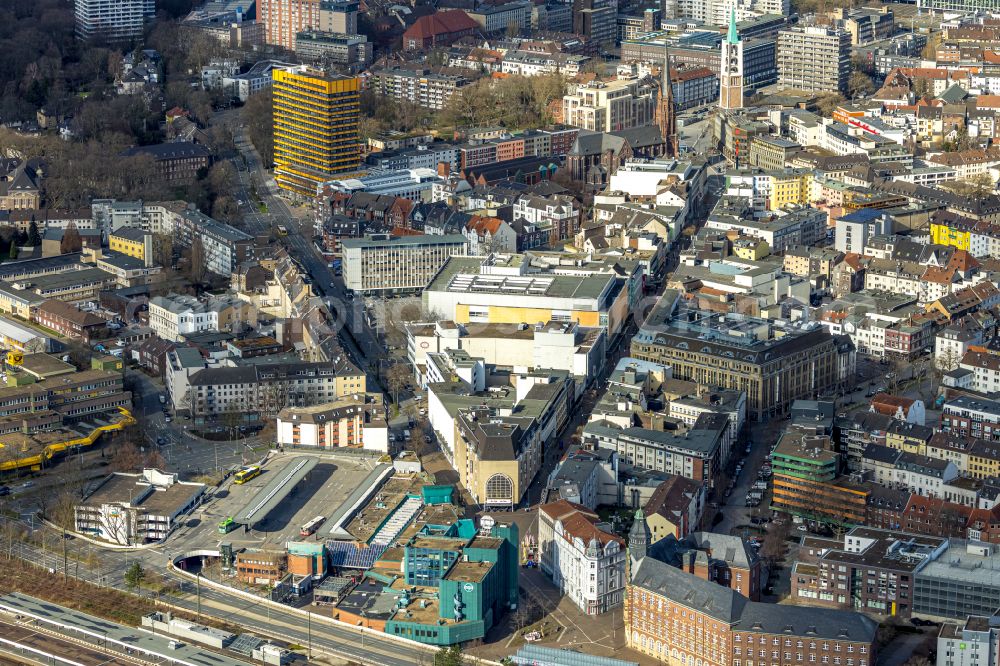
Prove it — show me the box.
[384,364,411,406]
[60,222,82,254]
[187,236,206,285]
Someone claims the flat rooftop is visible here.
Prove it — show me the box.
[20,353,77,379]
[445,560,492,583]
[344,473,429,544]
[233,456,319,526]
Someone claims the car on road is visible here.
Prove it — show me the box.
[164,416,172,423]
[21,481,33,488]
[797,525,808,532]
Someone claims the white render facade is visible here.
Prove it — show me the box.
[75,0,152,41]
[538,503,626,615]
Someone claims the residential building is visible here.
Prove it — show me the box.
[835,208,892,254]
[538,500,626,615]
[74,0,152,41]
[275,394,388,452]
[149,294,256,343]
[222,60,295,102]
[367,68,469,110]
[641,475,706,542]
[318,0,358,33]
[188,361,367,422]
[562,78,658,133]
[74,469,205,546]
[33,300,108,343]
[464,216,517,255]
[173,208,255,277]
[341,234,468,294]
[790,527,948,618]
[272,66,361,197]
[258,0,320,49]
[941,396,1000,443]
[937,616,1000,666]
[777,26,851,94]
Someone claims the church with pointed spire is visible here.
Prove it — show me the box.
[654,42,678,157]
[720,9,745,110]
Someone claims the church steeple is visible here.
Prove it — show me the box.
[627,508,651,581]
[654,39,678,157]
[719,8,744,111]
[727,7,739,44]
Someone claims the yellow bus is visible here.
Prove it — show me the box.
[234,465,262,484]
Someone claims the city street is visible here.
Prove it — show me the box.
[127,369,266,475]
[225,116,384,385]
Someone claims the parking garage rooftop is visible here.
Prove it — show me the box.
[233,456,319,527]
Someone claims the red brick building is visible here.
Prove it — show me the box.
[627,552,878,666]
[403,10,479,51]
[33,299,108,342]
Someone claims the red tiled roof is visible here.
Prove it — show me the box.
[540,500,624,548]
[870,393,916,416]
[404,10,478,41]
[466,215,504,235]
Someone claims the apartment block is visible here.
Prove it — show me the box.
[188,361,367,421]
[562,78,658,133]
[258,0,320,49]
[75,0,153,41]
[275,394,388,451]
[777,26,851,94]
[538,500,626,615]
[368,68,469,110]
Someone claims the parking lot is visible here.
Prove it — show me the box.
[188,452,379,548]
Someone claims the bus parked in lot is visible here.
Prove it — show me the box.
[300,515,325,537]
[234,465,262,484]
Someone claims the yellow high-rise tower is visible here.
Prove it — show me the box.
[272,66,361,198]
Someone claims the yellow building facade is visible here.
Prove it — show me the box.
[768,169,812,210]
[272,66,361,197]
[930,220,972,251]
[108,228,152,264]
